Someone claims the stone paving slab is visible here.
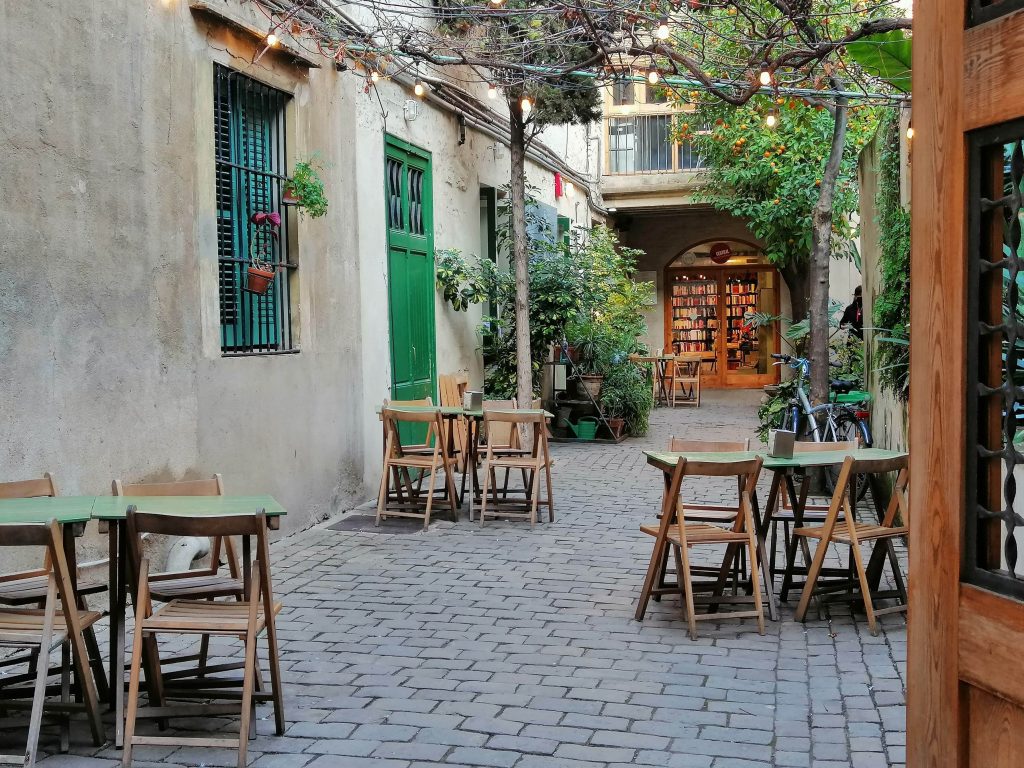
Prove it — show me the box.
[18,391,906,767]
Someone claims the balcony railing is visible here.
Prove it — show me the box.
[605,114,704,175]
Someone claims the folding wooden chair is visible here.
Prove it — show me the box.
[649,439,752,599]
[0,476,108,704]
[438,374,470,471]
[377,406,460,528]
[478,409,554,527]
[793,455,909,635]
[768,441,859,594]
[669,355,701,407]
[636,456,765,640]
[114,475,241,677]
[121,510,284,768]
[0,519,105,766]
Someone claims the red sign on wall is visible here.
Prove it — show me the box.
[709,242,733,263]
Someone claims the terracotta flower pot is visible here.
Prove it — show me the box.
[608,417,626,439]
[247,266,275,295]
[282,189,301,206]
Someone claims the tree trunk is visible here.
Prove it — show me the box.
[509,110,533,410]
[808,99,849,405]
[779,258,810,339]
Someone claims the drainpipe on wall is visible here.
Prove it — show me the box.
[165,537,211,572]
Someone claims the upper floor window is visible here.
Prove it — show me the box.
[214,64,296,355]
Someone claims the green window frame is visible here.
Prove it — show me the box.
[214,64,295,355]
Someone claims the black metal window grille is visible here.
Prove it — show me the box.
[965,118,1024,599]
[214,64,295,355]
[969,0,1024,27]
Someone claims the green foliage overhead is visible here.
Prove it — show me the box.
[872,109,911,401]
[677,98,879,273]
[846,31,912,94]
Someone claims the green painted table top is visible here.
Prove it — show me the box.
[644,448,907,471]
[90,495,286,521]
[0,496,97,525]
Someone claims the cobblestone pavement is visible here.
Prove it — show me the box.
[29,390,906,767]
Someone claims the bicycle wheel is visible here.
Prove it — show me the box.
[826,412,870,500]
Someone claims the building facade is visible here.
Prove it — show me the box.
[0,0,595,564]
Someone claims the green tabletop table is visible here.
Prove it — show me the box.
[0,496,96,528]
[91,495,286,529]
[376,406,553,511]
[643,447,908,619]
[96,494,286,747]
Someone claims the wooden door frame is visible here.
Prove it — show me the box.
[663,264,782,388]
[909,4,1024,765]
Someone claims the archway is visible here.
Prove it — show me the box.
[663,238,782,388]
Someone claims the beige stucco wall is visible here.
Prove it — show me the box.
[0,0,598,571]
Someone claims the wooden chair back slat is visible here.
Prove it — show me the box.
[677,458,762,479]
[482,400,517,448]
[0,474,58,500]
[483,409,546,425]
[792,440,859,453]
[668,438,749,453]
[383,407,444,424]
[113,475,224,498]
[0,523,55,548]
[126,509,266,538]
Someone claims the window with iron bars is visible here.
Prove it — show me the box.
[214,64,296,355]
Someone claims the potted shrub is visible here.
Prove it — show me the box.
[568,319,611,401]
[247,211,280,295]
[283,159,328,218]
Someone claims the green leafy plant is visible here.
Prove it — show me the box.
[285,159,329,219]
[435,249,492,311]
[846,31,912,94]
[600,363,655,436]
[757,378,799,444]
[872,109,911,401]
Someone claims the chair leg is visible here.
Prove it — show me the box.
[24,616,56,768]
[60,642,71,753]
[849,541,879,636]
[376,461,391,526]
[635,538,668,621]
[746,528,766,636]
[479,460,492,527]
[237,622,261,768]
[544,460,554,522]
[65,619,103,746]
[794,536,830,624]
[265,616,286,736]
[676,542,699,640]
[121,626,147,768]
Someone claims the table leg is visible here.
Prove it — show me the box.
[110,521,126,747]
[864,474,891,589]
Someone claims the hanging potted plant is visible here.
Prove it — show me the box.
[282,159,329,218]
[247,211,280,295]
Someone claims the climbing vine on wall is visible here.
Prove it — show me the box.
[872,109,911,402]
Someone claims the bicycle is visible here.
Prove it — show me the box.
[770,353,873,494]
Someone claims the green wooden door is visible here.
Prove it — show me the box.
[385,136,436,406]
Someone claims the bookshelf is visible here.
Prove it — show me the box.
[669,278,718,354]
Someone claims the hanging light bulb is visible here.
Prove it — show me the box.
[371,70,380,83]
[758,64,772,87]
[906,125,915,140]
[414,80,427,98]
[656,17,670,40]
[490,0,505,5]
[266,31,279,47]
[648,69,660,85]
[520,96,532,116]
[487,83,498,99]
[765,109,779,128]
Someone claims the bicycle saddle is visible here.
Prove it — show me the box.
[830,379,857,393]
